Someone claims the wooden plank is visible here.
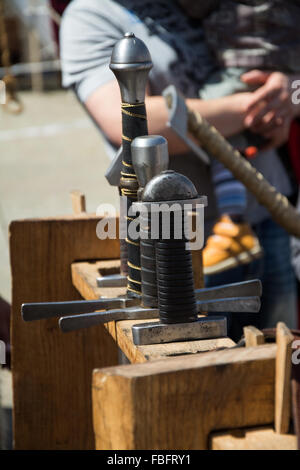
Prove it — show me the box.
[211,427,297,450]
[71,260,235,362]
[244,326,265,347]
[275,322,294,434]
[70,190,86,214]
[10,215,120,449]
[71,260,124,301]
[92,344,276,449]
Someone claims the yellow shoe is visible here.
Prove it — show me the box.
[203,215,263,275]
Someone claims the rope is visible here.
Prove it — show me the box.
[0,0,22,114]
[187,107,300,238]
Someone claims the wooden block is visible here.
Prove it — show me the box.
[244,326,265,347]
[71,260,124,301]
[211,427,297,450]
[70,190,86,214]
[10,215,120,449]
[275,322,294,434]
[92,344,277,449]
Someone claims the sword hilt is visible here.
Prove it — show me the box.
[110,32,152,298]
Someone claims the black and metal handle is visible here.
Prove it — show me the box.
[110,32,152,298]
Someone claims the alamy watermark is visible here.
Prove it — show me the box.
[292,340,300,365]
[96,197,205,250]
[0,340,5,365]
[292,80,300,105]
[0,80,6,105]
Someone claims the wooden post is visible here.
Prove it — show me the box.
[244,326,265,347]
[10,215,120,449]
[70,190,86,214]
[275,322,294,434]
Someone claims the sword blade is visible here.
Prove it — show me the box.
[197,296,261,313]
[21,297,138,321]
[59,306,159,333]
[195,280,262,301]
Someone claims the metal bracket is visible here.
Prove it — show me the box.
[132,316,227,345]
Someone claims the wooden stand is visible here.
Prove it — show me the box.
[10,212,297,450]
[92,324,297,450]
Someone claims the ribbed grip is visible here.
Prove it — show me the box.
[156,214,197,324]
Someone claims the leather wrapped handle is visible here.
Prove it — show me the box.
[120,102,148,296]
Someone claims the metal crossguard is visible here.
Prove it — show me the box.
[22,278,261,328]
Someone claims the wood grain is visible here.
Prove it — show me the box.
[10,215,120,449]
[92,344,276,449]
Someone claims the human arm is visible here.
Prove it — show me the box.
[85,79,254,155]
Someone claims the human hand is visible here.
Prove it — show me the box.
[241,70,297,134]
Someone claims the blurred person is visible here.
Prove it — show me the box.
[183,0,300,331]
[60,0,299,334]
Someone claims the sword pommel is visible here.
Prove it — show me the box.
[131,135,169,190]
[110,32,152,103]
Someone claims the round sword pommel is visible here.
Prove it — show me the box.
[110,32,152,68]
[143,170,198,202]
[110,32,153,103]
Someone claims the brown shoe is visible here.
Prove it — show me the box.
[203,215,263,275]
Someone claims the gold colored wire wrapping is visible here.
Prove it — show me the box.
[125,237,139,247]
[127,285,142,296]
[127,261,141,271]
[120,101,146,296]
[127,276,141,286]
[121,102,146,120]
[121,171,137,178]
[122,160,133,168]
[121,102,145,107]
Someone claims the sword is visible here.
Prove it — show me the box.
[110,32,152,298]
